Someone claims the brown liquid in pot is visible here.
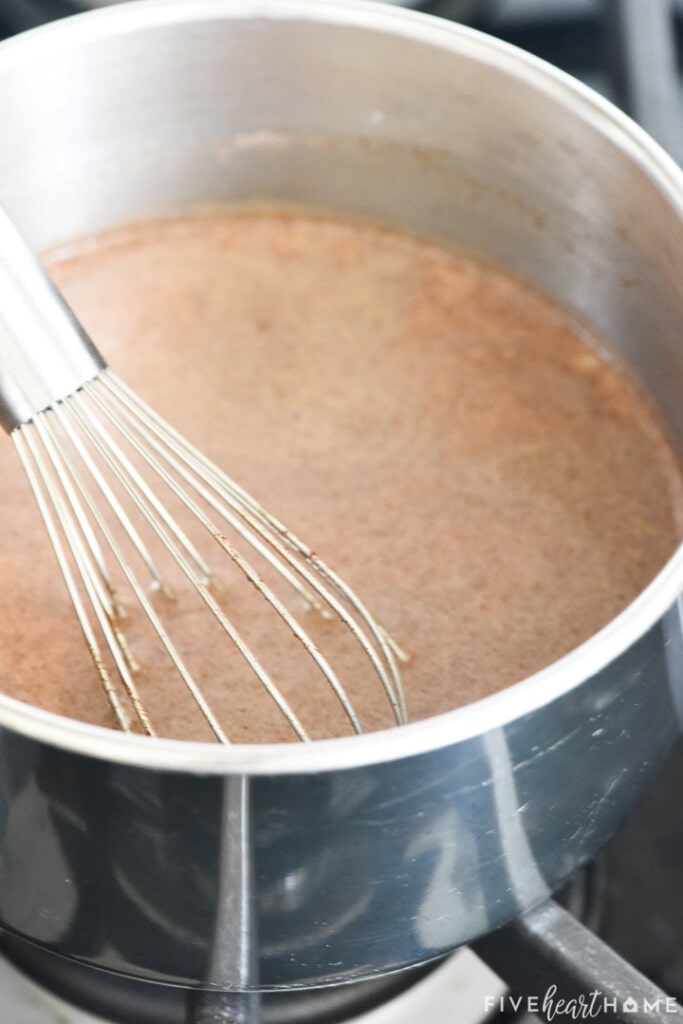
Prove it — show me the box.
[1,210,682,743]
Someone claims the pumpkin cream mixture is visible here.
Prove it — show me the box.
[0,210,681,742]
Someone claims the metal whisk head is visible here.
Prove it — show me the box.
[0,203,407,742]
[11,370,408,742]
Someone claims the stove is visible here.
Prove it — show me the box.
[0,2,682,1023]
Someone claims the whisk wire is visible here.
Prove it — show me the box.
[63,391,316,742]
[10,373,408,742]
[79,383,360,738]
[28,406,231,742]
[97,373,408,726]
[54,402,169,595]
[125,382,410,694]
[14,425,137,734]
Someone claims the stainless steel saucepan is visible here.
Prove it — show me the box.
[0,0,682,1009]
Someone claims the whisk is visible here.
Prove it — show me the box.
[0,204,407,743]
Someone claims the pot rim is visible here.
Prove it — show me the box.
[1,0,683,774]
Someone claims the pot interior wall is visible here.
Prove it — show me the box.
[0,5,682,441]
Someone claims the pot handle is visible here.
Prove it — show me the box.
[472,898,683,1024]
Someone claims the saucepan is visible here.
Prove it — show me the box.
[0,0,682,1016]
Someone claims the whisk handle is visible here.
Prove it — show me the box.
[0,203,106,433]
